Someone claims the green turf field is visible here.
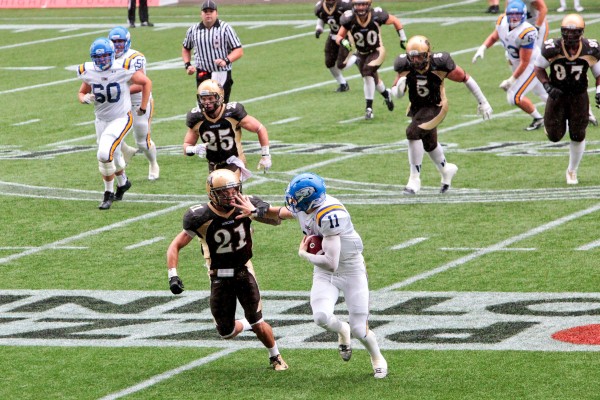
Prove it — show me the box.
[2,1,600,399]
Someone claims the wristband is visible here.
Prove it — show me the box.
[224,57,231,65]
[184,62,192,70]
[261,145,270,157]
[596,85,600,94]
[139,108,146,114]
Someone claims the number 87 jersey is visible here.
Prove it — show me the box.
[296,194,366,274]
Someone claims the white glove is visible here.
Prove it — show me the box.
[472,45,486,64]
[136,107,147,116]
[477,102,493,120]
[82,93,95,104]
[391,77,407,98]
[499,76,516,91]
[185,144,207,158]
[257,155,271,172]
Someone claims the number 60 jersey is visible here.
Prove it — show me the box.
[77,62,135,121]
[293,194,366,275]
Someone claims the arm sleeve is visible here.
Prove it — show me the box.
[299,235,341,272]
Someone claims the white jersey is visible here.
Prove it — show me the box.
[114,48,149,106]
[496,16,539,68]
[77,62,135,121]
[523,0,539,25]
[293,194,365,275]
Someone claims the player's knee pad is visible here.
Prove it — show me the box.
[313,311,332,328]
[217,321,236,339]
[98,161,116,177]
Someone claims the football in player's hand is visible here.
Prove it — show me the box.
[306,235,324,255]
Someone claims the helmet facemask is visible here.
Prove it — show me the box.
[206,170,242,210]
[406,35,431,72]
[352,0,371,17]
[197,80,224,116]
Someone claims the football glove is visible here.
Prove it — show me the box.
[400,39,406,49]
[477,102,493,121]
[499,76,516,91]
[185,144,207,158]
[341,39,352,51]
[315,28,322,39]
[543,82,563,100]
[82,93,95,104]
[136,107,146,116]
[169,276,184,295]
[257,154,272,172]
[472,45,486,64]
[595,92,600,108]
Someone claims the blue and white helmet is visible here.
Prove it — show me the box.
[108,26,131,58]
[506,0,527,30]
[90,37,115,71]
[285,173,327,213]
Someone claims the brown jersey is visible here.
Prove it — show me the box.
[540,37,600,95]
[181,196,269,270]
[315,0,351,37]
[393,51,457,111]
[185,102,248,165]
[339,7,390,54]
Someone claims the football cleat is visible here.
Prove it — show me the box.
[556,6,566,12]
[566,169,578,185]
[384,90,394,111]
[99,191,114,210]
[525,117,544,131]
[336,83,350,92]
[121,142,138,164]
[115,180,132,201]
[148,162,160,180]
[365,107,373,120]
[371,357,388,379]
[589,114,598,127]
[338,322,352,362]
[269,354,289,371]
[141,21,154,27]
[440,163,458,193]
[338,345,353,362]
[575,6,584,12]
[403,174,421,195]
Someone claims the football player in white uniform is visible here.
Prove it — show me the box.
[77,37,152,210]
[235,173,388,379]
[473,0,548,131]
[109,26,160,180]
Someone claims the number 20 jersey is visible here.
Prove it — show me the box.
[293,194,365,275]
[77,62,135,121]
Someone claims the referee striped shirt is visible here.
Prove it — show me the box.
[182,20,242,72]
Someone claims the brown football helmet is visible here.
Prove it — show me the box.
[561,14,585,47]
[352,0,371,17]
[206,169,241,209]
[406,35,431,71]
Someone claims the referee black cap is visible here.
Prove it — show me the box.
[201,0,217,10]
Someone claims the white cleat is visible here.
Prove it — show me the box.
[337,322,352,362]
[365,107,373,120]
[403,174,421,195]
[122,143,138,164]
[148,162,160,180]
[556,6,566,12]
[575,6,584,12]
[371,358,388,379]
[440,163,458,193]
[566,169,578,185]
[589,113,598,127]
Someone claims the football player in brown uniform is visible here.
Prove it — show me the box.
[534,14,600,185]
[335,0,406,120]
[314,0,357,92]
[183,79,271,182]
[166,169,288,371]
[392,35,493,195]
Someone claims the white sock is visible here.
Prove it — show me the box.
[104,179,114,192]
[408,140,424,175]
[116,174,127,187]
[329,66,345,84]
[375,79,386,94]
[143,140,158,163]
[427,143,447,171]
[531,109,542,119]
[364,76,375,100]
[358,330,385,365]
[344,54,357,70]
[568,140,585,171]
[268,344,280,358]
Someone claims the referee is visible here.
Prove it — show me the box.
[182,0,243,103]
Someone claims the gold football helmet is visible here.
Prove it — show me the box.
[561,14,585,46]
[197,79,224,114]
[352,0,371,17]
[406,35,431,71]
[206,169,241,209]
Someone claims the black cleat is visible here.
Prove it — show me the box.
[525,118,544,131]
[99,191,114,210]
[141,21,154,27]
[115,180,132,201]
[384,90,394,111]
[336,83,350,92]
